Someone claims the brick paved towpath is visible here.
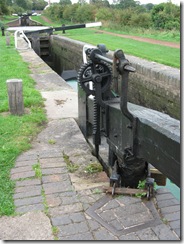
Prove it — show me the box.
[0,42,180,240]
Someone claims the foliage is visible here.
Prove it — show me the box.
[63,3,79,22]
[44,4,64,21]
[0,0,9,15]
[41,189,49,215]
[48,139,56,144]
[0,36,46,216]
[75,4,96,22]
[143,3,154,11]
[10,5,24,15]
[63,151,79,173]
[151,2,180,30]
[116,0,137,9]
[1,0,180,32]
[0,0,47,14]
[32,0,47,10]
[43,0,180,32]
[129,12,152,28]
[13,0,32,10]
[85,162,103,173]
[96,7,113,21]
[92,188,103,194]
[32,14,179,67]
[52,226,59,240]
[32,163,42,178]
[135,179,157,198]
[59,0,72,6]
[135,180,147,198]
[100,24,180,42]
[90,0,110,8]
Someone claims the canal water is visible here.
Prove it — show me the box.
[67,80,180,201]
[158,179,180,200]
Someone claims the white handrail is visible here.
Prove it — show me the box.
[14,30,32,50]
[82,44,95,64]
[82,44,96,95]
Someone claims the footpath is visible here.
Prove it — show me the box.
[0,46,180,241]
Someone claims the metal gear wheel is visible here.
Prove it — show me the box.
[78,60,112,96]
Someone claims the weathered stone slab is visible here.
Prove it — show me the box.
[0,211,54,240]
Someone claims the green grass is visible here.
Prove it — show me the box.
[0,15,18,27]
[60,28,180,68]
[30,15,52,26]
[0,35,47,216]
[35,15,179,68]
[32,163,42,178]
[85,162,103,174]
[100,26,180,43]
[62,151,79,173]
[31,15,63,27]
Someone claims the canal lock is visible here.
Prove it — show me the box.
[29,34,180,201]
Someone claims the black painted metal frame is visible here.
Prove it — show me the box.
[78,46,180,188]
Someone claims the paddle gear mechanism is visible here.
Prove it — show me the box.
[77,44,180,200]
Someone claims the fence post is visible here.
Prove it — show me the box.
[1,26,5,36]
[5,31,10,46]
[6,79,24,115]
[62,24,65,34]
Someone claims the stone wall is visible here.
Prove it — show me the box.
[50,35,180,119]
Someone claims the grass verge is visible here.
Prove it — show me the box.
[100,26,180,43]
[0,15,17,27]
[0,35,47,216]
[34,15,180,68]
[63,28,180,68]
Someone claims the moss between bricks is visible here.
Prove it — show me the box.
[62,151,79,173]
[32,162,42,179]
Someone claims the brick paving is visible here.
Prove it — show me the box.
[10,119,180,240]
[7,46,181,240]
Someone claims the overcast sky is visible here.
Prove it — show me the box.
[138,0,180,5]
[45,0,181,5]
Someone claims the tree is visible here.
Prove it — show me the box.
[116,0,138,9]
[90,0,110,8]
[63,3,79,21]
[96,7,113,21]
[130,12,151,28]
[32,0,47,10]
[0,0,9,15]
[75,4,96,22]
[59,0,72,6]
[6,0,13,6]
[44,3,64,21]
[144,3,154,11]
[151,2,180,30]
[13,0,32,10]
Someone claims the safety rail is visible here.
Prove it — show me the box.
[14,30,32,50]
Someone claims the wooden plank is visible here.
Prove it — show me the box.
[103,186,147,196]
[6,79,24,115]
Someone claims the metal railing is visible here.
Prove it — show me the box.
[14,30,32,50]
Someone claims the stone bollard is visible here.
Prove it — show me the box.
[5,31,10,46]
[6,79,24,115]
